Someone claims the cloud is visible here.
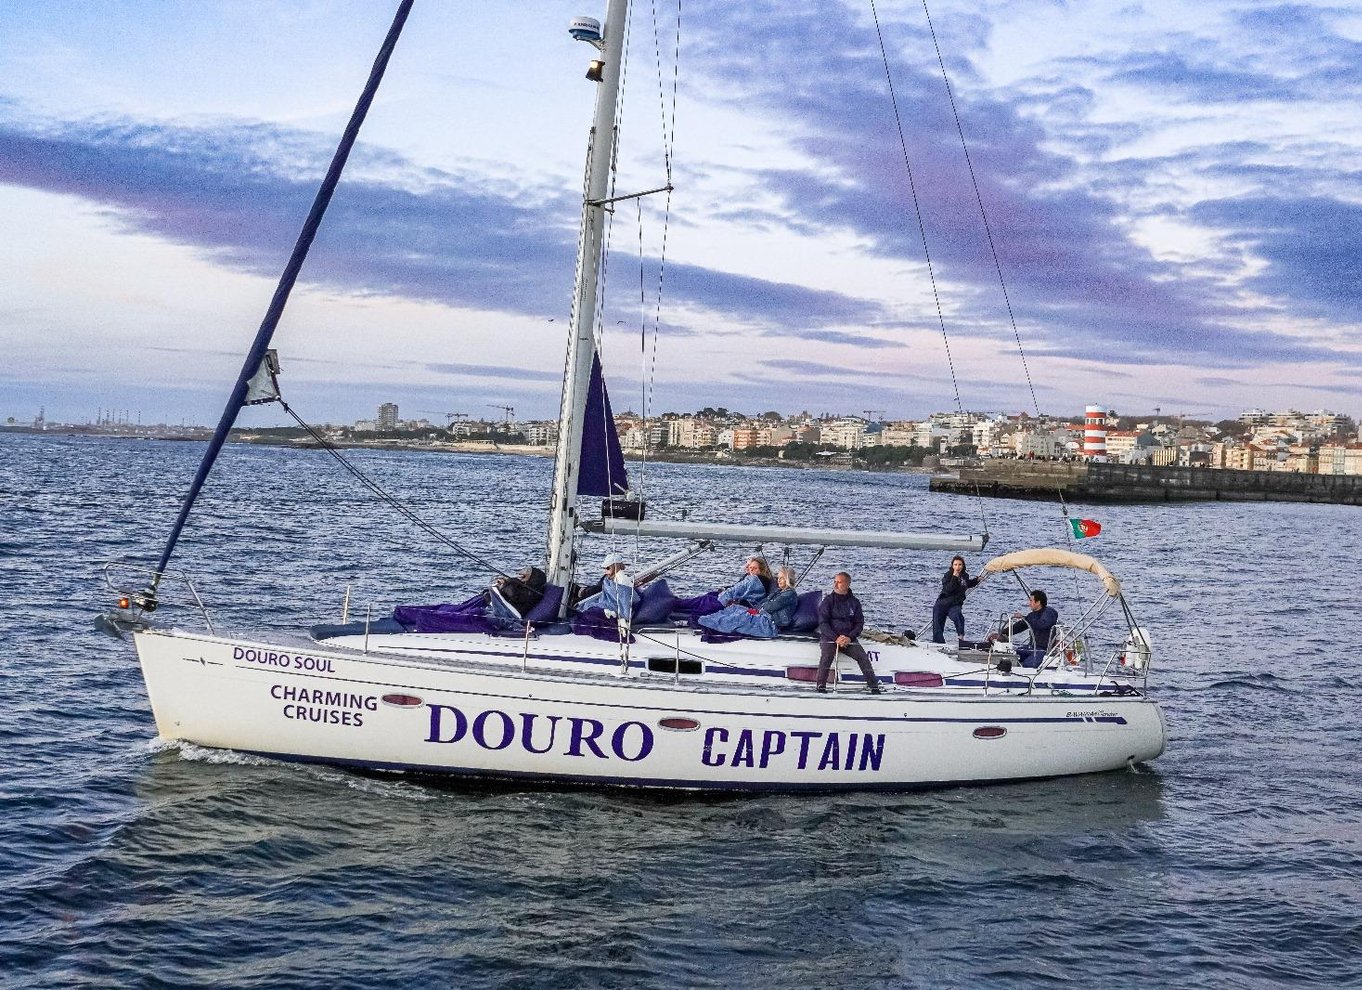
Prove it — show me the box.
[0,114,581,317]
[4,0,1362,423]
[1188,195,1362,321]
[758,358,903,380]
[680,2,1361,369]
[424,362,559,383]
[1102,51,1297,103]
[658,261,889,331]
[0,109,888,339]
[1079,365,1135,380]
[1276,379,1362,394]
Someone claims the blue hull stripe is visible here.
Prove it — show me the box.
[238,748,1122,794]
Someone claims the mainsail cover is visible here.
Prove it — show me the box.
[577,354,629,497]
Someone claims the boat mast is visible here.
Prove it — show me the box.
[545,0,630,601]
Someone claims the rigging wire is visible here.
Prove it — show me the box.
[915,0,1080,572]
[868,0,990,540]
[590,0,680,569]
[596,3,631,563]
[277,400,515,581]
[915,0,1084,596]
[917,0,1041,424]
[635,0,681,507]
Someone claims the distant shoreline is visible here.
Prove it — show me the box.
[0,427,941,474]
[231,435,940,473]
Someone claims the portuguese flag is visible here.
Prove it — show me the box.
[1069,518,1102,540]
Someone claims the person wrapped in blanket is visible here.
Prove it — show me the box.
[574,552,640,621]
[723,556,775,607]
[487,566,547,621]
[698,565,798,638]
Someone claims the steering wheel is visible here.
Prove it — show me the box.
[988,612,1031,647]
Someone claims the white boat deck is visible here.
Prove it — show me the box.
[304,623,1145,699]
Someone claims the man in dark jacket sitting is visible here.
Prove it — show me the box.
[814,571,882,694]
[991,589,1058,668]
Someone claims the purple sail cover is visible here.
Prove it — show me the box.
[522,585,565,625]
[393,593,503,634]
[789,591,824,633]
[571,607,635,643]
[577,354,629,497]
[632,579,678,624]
[674,591,725,627]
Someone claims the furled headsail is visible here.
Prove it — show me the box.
[577,354,629,497]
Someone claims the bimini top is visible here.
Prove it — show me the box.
[982,548,1122,598]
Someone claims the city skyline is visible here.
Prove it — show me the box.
[13,398,1354,434]
[3,2,1361,426]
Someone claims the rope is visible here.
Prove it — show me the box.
[278,400,515,581]
[869,0,990,540]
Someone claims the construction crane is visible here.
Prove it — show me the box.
[862,409,884,422]
[487,404,515,428]
[417,410,469,423]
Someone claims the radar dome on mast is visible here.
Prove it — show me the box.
[568,17,603,45]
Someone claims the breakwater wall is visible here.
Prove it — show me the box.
[930,460,1362,505]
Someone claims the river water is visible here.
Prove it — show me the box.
[2,432,1359,988]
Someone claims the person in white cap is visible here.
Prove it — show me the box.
[574,552,639,620]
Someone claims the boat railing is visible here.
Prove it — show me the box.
[984,596,1153,692]
[99,559,215,635]
[1042,621,1152,694]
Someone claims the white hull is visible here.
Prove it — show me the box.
[134,627,1165,791]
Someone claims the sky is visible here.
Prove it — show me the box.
[2,0,1360,427]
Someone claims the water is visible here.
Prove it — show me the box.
[2,432,1360,988]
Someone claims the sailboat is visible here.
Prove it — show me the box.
[105,0,1165,791]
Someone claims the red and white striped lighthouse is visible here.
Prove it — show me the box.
[1083,405,1107,459]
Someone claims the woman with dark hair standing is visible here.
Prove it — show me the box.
[931,555,983,643]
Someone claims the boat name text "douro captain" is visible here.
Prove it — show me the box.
[423,704,886,773]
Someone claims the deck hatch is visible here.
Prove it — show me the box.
[647,657,703,675]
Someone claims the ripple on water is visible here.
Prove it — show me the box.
[2,433,1361,988]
